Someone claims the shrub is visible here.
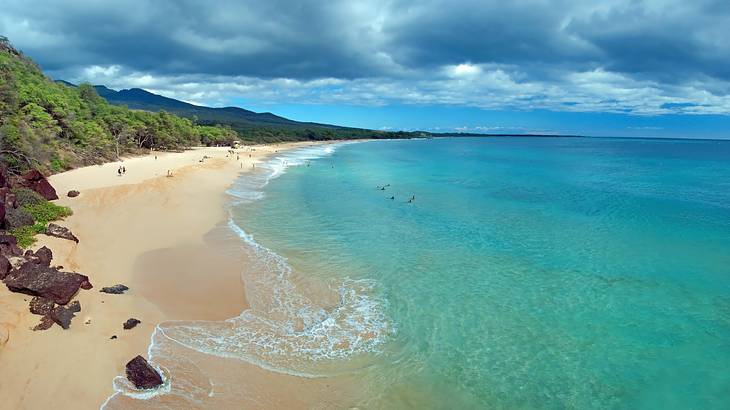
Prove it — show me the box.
[4,206,34,228]
[9,222,46,248]
[12,187,45,207]
[23,201,72,224]
[4,195,72,248]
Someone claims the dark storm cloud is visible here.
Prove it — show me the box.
[1,0,729,114]
[2,0,393,79]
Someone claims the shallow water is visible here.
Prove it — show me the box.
[106,137,730,409]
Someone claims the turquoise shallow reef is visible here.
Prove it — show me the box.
[222,137,730,409]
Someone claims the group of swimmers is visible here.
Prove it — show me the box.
[377,184,416,203]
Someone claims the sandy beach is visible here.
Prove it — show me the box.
[0,143,314,409]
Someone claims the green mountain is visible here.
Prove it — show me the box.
[92,85,312,128]
[85,85,405,142]
[52,83,414,143]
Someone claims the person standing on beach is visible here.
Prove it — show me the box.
[122,166,126,174]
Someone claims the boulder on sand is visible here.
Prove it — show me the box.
[46,223,79,243]
[21,169,58,200]
[3,261,92,305]
[123,318,141,330]
[125,355,163,389]
[67,190,80,198]
[100,284,129,294]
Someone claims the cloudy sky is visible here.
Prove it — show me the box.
[2,0,730,138]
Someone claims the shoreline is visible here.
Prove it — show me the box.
[0,142,323,409]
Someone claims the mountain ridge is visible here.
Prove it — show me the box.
[54,81,401,142]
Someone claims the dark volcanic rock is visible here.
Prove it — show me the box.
[100,284,129,294]
[0,255,10,279]
[21,169,58,200]
[110,335,117,340]
[50,300,81,329]
[0,201,5,230]
[4,206,33,229]
[5,192,17,209]
[67,190,80,198]
[3,262,92,305]
[34,246,53,266]
[0,164,7,188]
[46,223,79,243]
[123,318,141,330]
[33,314,55,331]
[0,187,17,210]
[125,355,163,389]
[0,235,21,256]
[29,296,55,315]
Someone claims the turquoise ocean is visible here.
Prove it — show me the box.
[108,137,730,409]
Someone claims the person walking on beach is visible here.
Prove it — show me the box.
[117,167,122,176]
[122,166,126,174]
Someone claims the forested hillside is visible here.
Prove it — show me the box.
[0,37,239,175]
[88,84,406,143]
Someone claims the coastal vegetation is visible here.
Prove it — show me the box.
[5,187,71,248]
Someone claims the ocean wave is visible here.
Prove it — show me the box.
[150,215,393,378]
[226,141,355,203]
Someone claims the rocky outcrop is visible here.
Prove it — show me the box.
[0,255,10,279]
[123,318,141,330]
[20,169,58,200]
[33,246,53,266]
[45,223,79,243]
[0,187,17,210]
[0,201,5,230]
[51,300,81,329]
[4,206,33,229]
[67,190,80,198]
[125,356,163,389]
[0,164,7,189]
[100,284,129,294]
[3,261,92,305]
[0,235,22,256]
